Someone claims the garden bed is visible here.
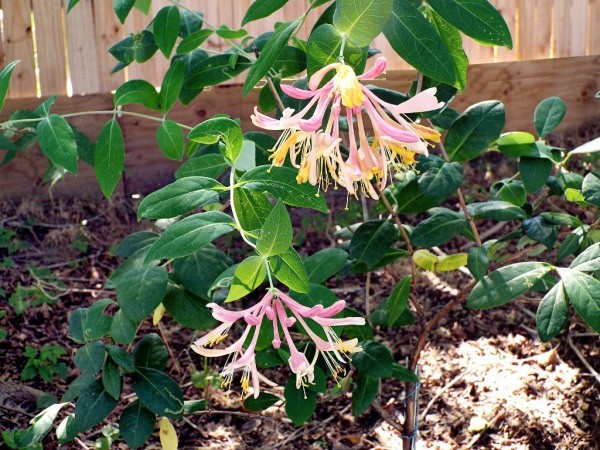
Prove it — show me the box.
[1,189,597,449]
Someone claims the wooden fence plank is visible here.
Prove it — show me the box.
[591,0,600,55]
[517,0,536,60]
[1,0,37,98]
[91,0,125,91]
[31,0,68,96]
[553,1,571,57]
[64,0,101,94]
[535,0,553,59]
[570,0,588,56]
[492,0,516,62]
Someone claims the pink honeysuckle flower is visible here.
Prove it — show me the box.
[250,56,444,199]
[191,289,366,399]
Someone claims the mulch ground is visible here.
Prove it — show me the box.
[0,171,598,449]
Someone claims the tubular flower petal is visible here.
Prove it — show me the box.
[251,56,444,199]
[190,289,366,399]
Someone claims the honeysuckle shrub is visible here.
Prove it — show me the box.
[1,0,599,448]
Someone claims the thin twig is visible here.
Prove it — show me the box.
[420,372,466,420]
[157,322,183,375]
[266,77,286,112]
[567,336,600,384]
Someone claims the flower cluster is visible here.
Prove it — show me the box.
[251,57,444,199]
[191,289,365,399]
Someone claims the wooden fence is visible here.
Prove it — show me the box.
[0,0,599,99]
[1,56,598,199]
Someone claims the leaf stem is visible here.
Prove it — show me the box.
[2,110,194,131]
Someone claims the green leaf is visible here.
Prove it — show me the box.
[569,137,600,156]
[243,0,288,25]
[69,308,88,343]
[110,310,137,345]
[109,31,158,66]
[176,154,229,180]
[113,0,136,24]
[119,401,156,449]
[383,0,455,85]
[63,373,95,402]
[557,233,581,262]
[389,178,448,214]
[558,269,600,333]
[306,24,367,80]
[569,243,600,272]
[467,262,554,309]
[243,19,300,96]
[226,256,267,302]
[436,252,468,271]
[94,119,124,199]
[132,367,184,418]
[352,341,395,377]
[133,333,168,370]
[133,0,150,14]
[36,115,78,174]
[243,393,280,412]
[160,60,185,113]
[256,200,293,257]
[162,284,218,329]
[156,120,185,161]
[284,377,317,425]
[387,275,411,327]
[106,345,136,372]
[178,9,202,38]
[154,6,180,58]
[115,266,169,323]
[522,216,558,248]
[232,188,274,232]
[239,165,327,212]
[184,399,208,413]
[145,212,236,262]
[467,201,526,221]
[535,281,569,342]
[177,29,213,54]
[0,60,19,114]
[74,341,105,375]
[411,210,467,247]
[56,414,78,445]
[102,358,122,401]
[304,248,348,284]
[519,157,552,193]
[66,0,81,13]
[215,25,247,39]
[172,245,231,300]
[534,97,566,138]
[138,176,223,219]
[446,101,505,162]
[84,298,114,341]
[334,0,392,47]
[426,0,512,47]
[184,54,252,90]
[418,158,463,197]
[467,246,488,281]
[116,231,158,258]
[582,172,600,207]
[188,117,243,163]
[269,247,310,293]
[540,212,582,228]
[492,180,527,206]
[427,8,468,90]
[114,80,160,110]
[352,373,379,416]
[390,363,419,382]
[16,403,66,448]
[74,379,118,430]
[349,219,397,269]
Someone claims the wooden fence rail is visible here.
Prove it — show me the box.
[0,56,598,200]
[0,0,599,99]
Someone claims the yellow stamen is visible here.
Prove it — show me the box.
[412,123,441,143]
[334,64,364,108]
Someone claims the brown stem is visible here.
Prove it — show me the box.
[266,77,285,112]
[426,120,483,247]
[373,183,426,319]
